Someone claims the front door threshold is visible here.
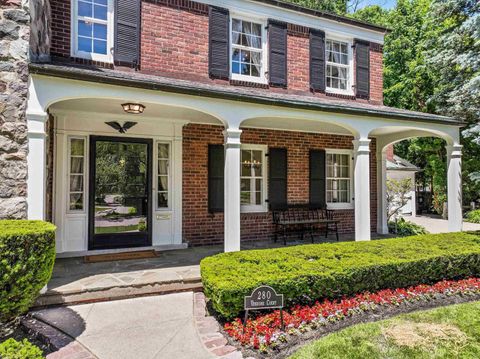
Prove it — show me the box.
[56,244,188,259]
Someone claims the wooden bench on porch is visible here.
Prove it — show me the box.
[272,204,339,245]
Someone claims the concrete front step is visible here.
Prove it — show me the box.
[35,278,203,307]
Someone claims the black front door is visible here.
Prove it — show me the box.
[89,136,153,250]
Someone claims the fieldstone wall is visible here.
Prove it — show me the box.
[0,0,30,219]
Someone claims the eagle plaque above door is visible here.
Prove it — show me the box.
[105,121,138,134]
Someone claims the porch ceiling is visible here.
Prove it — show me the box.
[49,98,223,125]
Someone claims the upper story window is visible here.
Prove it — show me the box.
[326,39,353,94]
[230,17,267,83]
[72,0,113,62]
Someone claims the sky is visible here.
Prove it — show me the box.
[353,0,397,10]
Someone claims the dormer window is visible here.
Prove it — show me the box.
[230,17,267,83]
[72,0,114,62]
[326,39,353,94]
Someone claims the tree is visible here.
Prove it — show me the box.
[283,0,348,14]
[426,0,480,122]
[386,178,413,221]
[426,0,480,204]
[351,5,389,26]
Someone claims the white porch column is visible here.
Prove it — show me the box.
[27,112,48,220]
[446,144,463,232]
[224,129,242,252]
[376,148,389,234]
[353,138,371,241]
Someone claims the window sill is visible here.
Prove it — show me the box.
[326,91,357,100]
[241,206,268,214]
[231,74,268,85]
[72,51,113,64]
[327,203,354,210]
[230,79,269,89]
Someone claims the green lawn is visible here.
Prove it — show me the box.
[290,301,480,359]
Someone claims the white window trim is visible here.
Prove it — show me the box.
[71,0,114,63]
[325,35,354,96]
[240,144,268,213]
[155,141,172,211]
[229,13,269,85]
[325,148,354,210]
[67,136,87,214]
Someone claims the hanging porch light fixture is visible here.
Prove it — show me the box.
[121,102,145,114]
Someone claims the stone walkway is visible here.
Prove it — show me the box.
[31,293,214,359]
[403,215,480,233]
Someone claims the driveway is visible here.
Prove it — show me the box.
[32,293,213,359]
[404,215,480,233]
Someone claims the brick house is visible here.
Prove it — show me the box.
[14,0,463,255]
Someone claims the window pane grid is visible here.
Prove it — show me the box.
[231,19,263,78]
[326,153,351,204]
[241,149,263,206]
[157,144,170,209]
[77,0,108,55]
[69,138,85,211]
[326,39,350,91]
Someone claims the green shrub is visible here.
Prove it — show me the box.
[388,218,428,236]
[201,232,480,319]
[466,210,480,224]
[0,220,56,321]
[0,338,44,359]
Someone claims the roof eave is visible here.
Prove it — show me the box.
[29,63,462,127]
[250,0,391,34]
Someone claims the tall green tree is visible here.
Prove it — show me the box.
[426,0,480,204]
[283,0,348,14]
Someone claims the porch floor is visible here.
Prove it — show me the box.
[38,234,390,307]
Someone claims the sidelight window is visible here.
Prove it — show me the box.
[68,137,86,211]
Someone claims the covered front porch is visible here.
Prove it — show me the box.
[26,66,463,255]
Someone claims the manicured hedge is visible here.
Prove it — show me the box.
[200,232,480,319]
[0,220,56,321]
[0,338,44,359]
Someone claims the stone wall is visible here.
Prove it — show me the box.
[0,0,30,219]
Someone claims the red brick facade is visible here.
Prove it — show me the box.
[141,0,210,81]
[50,0,384,104]
[183,124,377,246]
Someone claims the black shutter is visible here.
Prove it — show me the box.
[114,0,141,67]
[309,149,326,209]
[268,20,287,87]
[309,29,326,92]
[355,40,370,99]
[208,145,224,212]
[209,6,230,79]
[268,148,287,210]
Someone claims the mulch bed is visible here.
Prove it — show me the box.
[207,278,480,359]
[0,317,53,356]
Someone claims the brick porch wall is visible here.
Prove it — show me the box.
[183,123,377,246]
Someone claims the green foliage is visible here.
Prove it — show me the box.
[386,178,414,221]
[466,210,480,223]
[0,339,44,359]
[388,217,429,236]
[350,5,390,26]
[290,301,480,359]
[201,232,480,319]
[282,0,348,14]
[0,220,56,321]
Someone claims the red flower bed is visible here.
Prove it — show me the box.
[224,277,480,351]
